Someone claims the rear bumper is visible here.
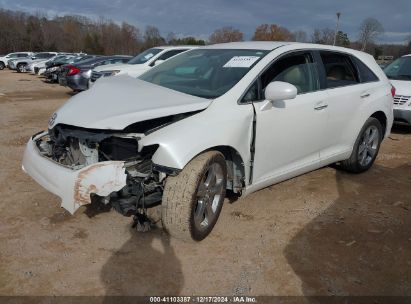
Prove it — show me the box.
[393,108,411,125]
[22,132,127,214]
[60,74,89,91]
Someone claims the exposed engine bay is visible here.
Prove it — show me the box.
[33,117,188,217]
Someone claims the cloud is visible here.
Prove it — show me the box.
[1,0,410,43]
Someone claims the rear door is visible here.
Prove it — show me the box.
[250,51,328,184]
[316,51,380,160]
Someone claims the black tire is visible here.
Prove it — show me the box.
[161,151,227,241]
[340,117,383,173]
[17,63,26,73]
[0,62,5,70]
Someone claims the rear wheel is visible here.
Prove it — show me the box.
[0,62,5,70]
[17,63,26,73]
[161,151,227,241]
[340,117,383,173]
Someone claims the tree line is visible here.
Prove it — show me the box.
[1,8,410,59]
[0,9,205,55]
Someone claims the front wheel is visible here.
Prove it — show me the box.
[0,62,5,70]
[161,151,227,241]
[17,63,26,73]
[340,117,383,173]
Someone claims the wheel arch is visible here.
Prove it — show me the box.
[370,111,387,137]
[205,145,245,194]
[153,144,246,194]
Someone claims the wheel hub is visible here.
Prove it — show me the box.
[194,163,224,230]
[358,125,379,167]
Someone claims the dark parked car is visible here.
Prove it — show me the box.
[59,55,132,91]
[44,55,96,83]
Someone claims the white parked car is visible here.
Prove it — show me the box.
[384,54,411,125]
[9,52,58,72]
[0,52,33,70]
[22,42,393,241]
[89,46,197,87]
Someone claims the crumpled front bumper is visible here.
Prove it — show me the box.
[22,132,127,214]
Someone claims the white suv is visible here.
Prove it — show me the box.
[0,52,33,70]
[9,52,58,72]
[384,54,411,125]
[89,46,197,86]
[23,42,393,241]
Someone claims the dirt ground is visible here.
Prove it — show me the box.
[0,70,410,297]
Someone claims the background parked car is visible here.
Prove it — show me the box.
[0,52,33,70]
[59,55,132,91]
[8,52,58,72]
[384,54,411,125]
[89,46,196,86]
[44,55,95,83]
[30,53,75,75]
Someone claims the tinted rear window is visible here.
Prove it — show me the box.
[320,51,359,89]
[351,56,379,83]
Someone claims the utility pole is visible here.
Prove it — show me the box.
[333,12,341,46]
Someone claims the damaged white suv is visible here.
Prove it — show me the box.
[23,42,393,241]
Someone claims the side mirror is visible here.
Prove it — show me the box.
[264,81,297,102]
[154,59,165,66]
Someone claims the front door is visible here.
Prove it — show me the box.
[251,51,328,184]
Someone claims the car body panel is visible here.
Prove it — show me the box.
[52,76,212,129]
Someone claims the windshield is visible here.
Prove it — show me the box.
[128,48,163,65]
[139,49,269,98]
[384,56,411,80]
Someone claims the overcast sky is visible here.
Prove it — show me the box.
[1,0,410,44]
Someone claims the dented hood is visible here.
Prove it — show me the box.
[53,75,212,130]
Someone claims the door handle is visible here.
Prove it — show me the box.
[314,104,328,110]
[361,93,371,98]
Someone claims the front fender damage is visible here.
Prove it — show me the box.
[23,108,204,216]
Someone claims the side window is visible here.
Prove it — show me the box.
[320,51,359,88]
[261,52,320,94]
[150,50,186,66]
[351,56,379,83]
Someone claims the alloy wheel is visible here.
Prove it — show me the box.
[358,125,379,167]
[194,162,225,231]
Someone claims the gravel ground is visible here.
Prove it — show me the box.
[0,70,410,297]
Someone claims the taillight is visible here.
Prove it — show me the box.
[391,85,396,98]
[67,65,80,76]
